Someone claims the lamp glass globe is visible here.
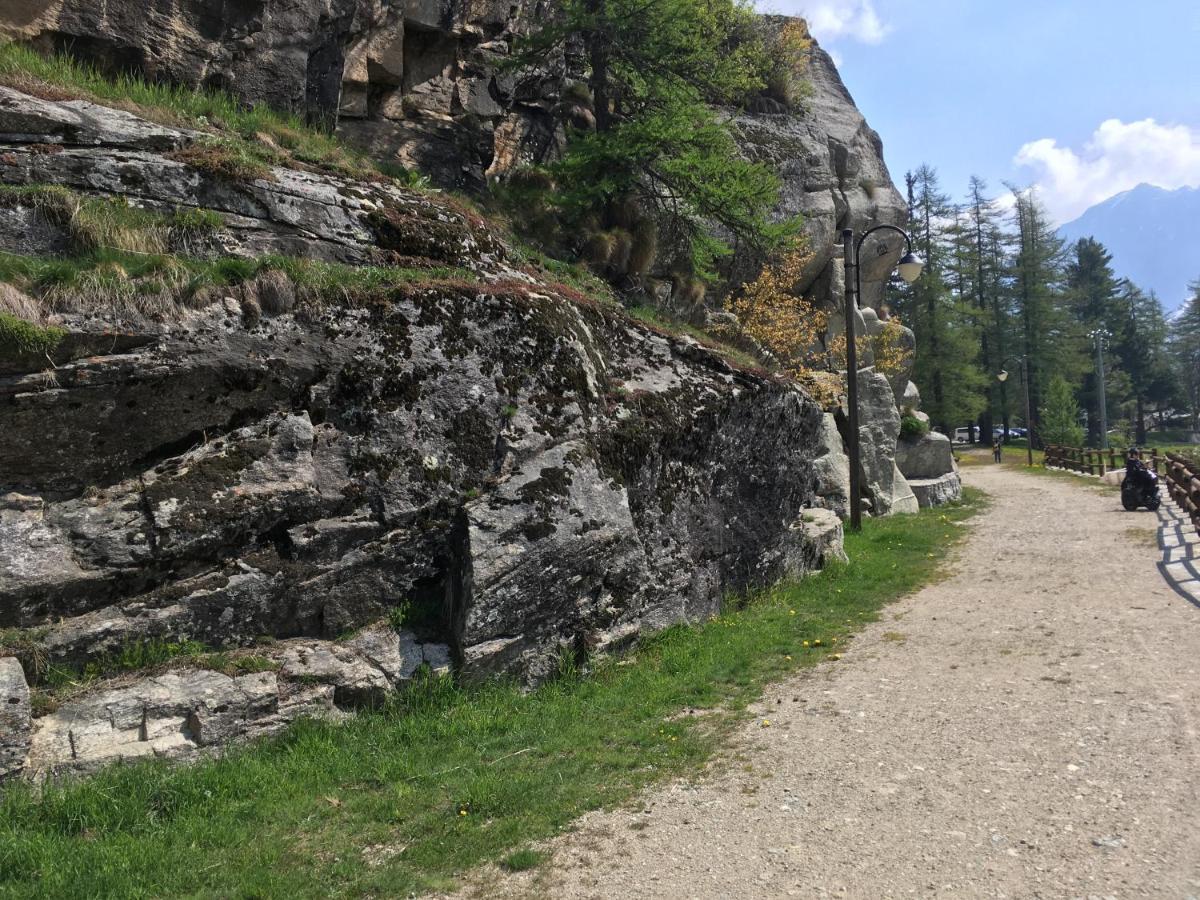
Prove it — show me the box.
[897,252,924,284]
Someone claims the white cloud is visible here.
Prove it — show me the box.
[1014,118,1200,223]
[785,1,889,44]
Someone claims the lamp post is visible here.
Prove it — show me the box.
[1090,328,1109,449]
[841,226,924,531]
[997,356,1034,466]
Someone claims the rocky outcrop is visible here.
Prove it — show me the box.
[0,85,851,777]
[728,34,907,313]
[0,5,905,316]
[2,0,553,188]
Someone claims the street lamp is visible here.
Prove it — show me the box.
[997,356,1034,467]
[1090,329,1109,449]
[841,225,924,531]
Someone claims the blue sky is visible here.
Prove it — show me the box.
[762,0,1200,225]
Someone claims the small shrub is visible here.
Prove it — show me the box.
[900,414,929,441]
[387,603,412,632]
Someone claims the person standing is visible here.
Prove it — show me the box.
[992,438,1003,463]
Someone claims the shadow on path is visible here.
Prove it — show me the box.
[1157,494,1200,608]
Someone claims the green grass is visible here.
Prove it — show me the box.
[0,248,473,320]
[0,310,65,357]
[0,43,385,183]
[0,185,225,259]
[500,849,545,872]
[0,491,983,899]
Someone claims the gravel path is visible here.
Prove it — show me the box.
[453,464,1200,899]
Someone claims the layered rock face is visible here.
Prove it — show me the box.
[0,88,847,777]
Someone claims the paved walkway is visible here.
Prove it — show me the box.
[455,464,1200,900]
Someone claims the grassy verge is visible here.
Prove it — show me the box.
[0,490,984,899]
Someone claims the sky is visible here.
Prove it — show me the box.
[762,0,1200,226]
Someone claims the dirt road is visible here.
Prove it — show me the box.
[460,464,1200,899]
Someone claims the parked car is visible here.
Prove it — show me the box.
[953,427,973,444]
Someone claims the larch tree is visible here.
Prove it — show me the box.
[511,0,804,276]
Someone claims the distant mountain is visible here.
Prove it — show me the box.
[1058,184,1200,312]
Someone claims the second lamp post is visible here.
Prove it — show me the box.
[841,226,924,531]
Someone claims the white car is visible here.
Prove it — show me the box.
[953,427,973,444]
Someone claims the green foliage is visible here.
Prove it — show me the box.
[1039,374,1085,447]
[0,493,983,899]
[1169,282,1200,435]
[38,640,210,690]
[168,139,277,184]
[510,0,801,276]
[899,414,929,441]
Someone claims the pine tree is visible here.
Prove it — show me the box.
[1112,281,1177,443]
[1064,237,1121,444]
[1040,374,1085,447]
[955,176,1013,440]
[512,0,800,274]
[895,165,985,431]
[1008,187,1073,445]
[1170,281,1200,435]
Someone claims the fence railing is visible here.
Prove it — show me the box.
[1165,453,1200,531]
[1043,445,1161,478]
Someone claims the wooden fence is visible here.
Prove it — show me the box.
[1165,453,1200,530]
[1043,445,1160,478]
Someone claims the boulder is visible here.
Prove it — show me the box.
[896,431,956,481]
[901,380,921,411]
[0,658,30,779]
[811,413,850,514]
[849,368,918,516]
[790,508,847,568]
[25,669,336,777]
[908,472,963,508]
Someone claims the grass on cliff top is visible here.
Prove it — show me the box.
[0,42,424,186]
[0,248,473,321]
[627,304,766,372]
[0,490,984,900]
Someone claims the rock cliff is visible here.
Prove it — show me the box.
[0,86,845,777]
[0,4,957,779]
[0,3,905,314]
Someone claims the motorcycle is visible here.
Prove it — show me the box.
[1121,465,1161,511]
